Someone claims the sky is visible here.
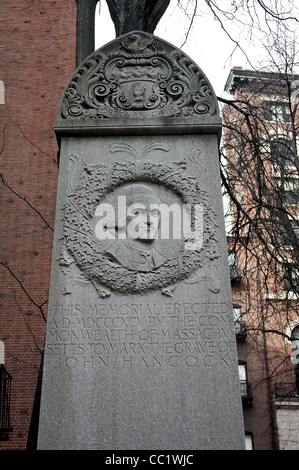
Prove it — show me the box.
[94,1,269,98]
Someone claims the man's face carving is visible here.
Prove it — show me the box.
[125,185,161,242]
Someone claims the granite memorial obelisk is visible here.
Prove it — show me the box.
[37,31,245,449]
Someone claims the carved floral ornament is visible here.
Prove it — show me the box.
[59,31,219,121]
[59,143,220,297]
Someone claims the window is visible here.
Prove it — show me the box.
[291,325,299,358]
[275,323,299,397]
[291,326,299,394]
[264,101,291,123]
[277,219,299,249]
[228,251,241,281]
[233,305,246,339]
[238,362,253,404]
[270,138,294,168]
[238,362,247,392]
[274,176,299,205]
[283,265,299,293]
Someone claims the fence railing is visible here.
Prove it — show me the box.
[0,365,13,440]
[274,382,298,398]
[240,379,253,404]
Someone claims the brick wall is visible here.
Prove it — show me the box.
[0,0,76,449]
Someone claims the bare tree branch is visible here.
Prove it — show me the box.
[0,174,54,232]
[1,262,47,322]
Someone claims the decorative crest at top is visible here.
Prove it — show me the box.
[58,31,219,124]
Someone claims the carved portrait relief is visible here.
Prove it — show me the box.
[98,183,167,273]
[59,143,219,297]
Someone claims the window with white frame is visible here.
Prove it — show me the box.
[278,219,299,248]
[264,101,292,123]
[233,305,246,337]
[274,175,299,205]
[270,138,294,168]
[283,265,299,293]
[228,251,241,280]
[238,362,250,397]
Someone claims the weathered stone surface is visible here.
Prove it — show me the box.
[56,30,221,135]
[38,31,245,450]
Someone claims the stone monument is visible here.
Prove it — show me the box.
[37,31,245,449]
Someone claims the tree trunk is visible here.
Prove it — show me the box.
[105,0,170,36]
[76,0,98,66]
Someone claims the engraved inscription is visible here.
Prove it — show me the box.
[44,302,236,370]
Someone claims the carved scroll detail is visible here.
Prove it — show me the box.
[60,32,217,121]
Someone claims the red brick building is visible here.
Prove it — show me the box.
[0,0,77,449]
[224,68,299,450]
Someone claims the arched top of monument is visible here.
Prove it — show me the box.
[55,31,221,137]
